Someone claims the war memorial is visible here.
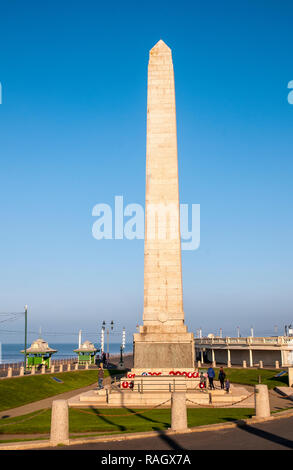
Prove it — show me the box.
[68,41,253,409]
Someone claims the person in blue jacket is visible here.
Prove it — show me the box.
[207,365,215,389]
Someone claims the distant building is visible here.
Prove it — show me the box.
[21,338,57,369]
[195,336,293,367]
[74,340,98,365]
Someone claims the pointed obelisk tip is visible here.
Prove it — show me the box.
[150,39,171,55]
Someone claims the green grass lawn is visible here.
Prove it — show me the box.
[213,368,288,389]
[0,407,254,437]
[0,369,122,412]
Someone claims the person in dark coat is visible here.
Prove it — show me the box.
[102,352,106,366]
[98,363,104,389]
[218,367,226,389]
[207,365,215,390]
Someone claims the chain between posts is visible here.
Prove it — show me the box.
[76,398,172,417]
[186,391,255,408]
[0,407,49,428]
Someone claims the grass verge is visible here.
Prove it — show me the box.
[0,407,254,438]
[0,369,124,412]
[212,368,288,389]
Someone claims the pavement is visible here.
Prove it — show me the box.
[38,415,293,450]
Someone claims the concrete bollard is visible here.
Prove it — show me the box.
[31,366,35,375]
[7,367,12,378]
[59,364,63,373]
[75,363,79,371]
[288,367,293,387]
[41,365,46,374]
[259,361,263,369]
[51,365,55,374]
[19,366,24,376]
[50,400,69,446]
[243,360,247,368]
[171,392,188,432]
[275,361,280,369]
[197,360,201,368]
[255,384,270,418]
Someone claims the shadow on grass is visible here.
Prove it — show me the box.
[267,375,288,387]
[122,406,169,428]
[88,406,181,450]
[89,407,126,432]
[87,405,170,432]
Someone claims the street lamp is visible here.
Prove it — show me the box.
[100,320,114,366]
[118,327,126,370]
[24,305,28,375]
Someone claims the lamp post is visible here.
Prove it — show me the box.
[101,321,114,367]
[24,305,28,375]
[101,324,105,354]
[118,327,126,370]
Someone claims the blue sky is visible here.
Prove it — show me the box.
[0,0,292,344]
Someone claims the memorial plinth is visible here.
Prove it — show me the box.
[133,40,194,372]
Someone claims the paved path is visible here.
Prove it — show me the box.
[43,416,293,450]
[0,384,97,420]
[239,384,293,411]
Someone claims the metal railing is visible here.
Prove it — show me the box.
[194,336,292,347]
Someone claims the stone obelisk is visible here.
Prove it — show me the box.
[133,40,194,371]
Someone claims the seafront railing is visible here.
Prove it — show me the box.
[194,336,291,346]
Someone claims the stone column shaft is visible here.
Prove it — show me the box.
[143,39,183,327]
[133,40,194,371]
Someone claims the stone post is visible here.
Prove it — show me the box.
[249,350,253,367]
[19,366,24,376]
[275,361,280,369]
[67,363,71,372]
[254,384,270,418]
[50,400,69,446]
[227,349,231,368]
[200,350,204,364]
[59,364,63,373]
[51,365,55,374]
[31,366,35,375]
[259,361,263,369]
[75,363,79,371]
[41,365,46,374]
[85,362,89,370]
[197,360,201,368]
[243,360,247,368]
[171,392,188,432]
[7,367,12,378]
[288,367,293,387]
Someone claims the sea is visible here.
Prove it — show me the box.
[0,343,133,364]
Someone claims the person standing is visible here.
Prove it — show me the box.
[98,363,104,389]
[207,364,215,390]
[102,351,107,366]
[218,367,226,390]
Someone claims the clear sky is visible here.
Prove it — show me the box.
[0,0,292,344]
